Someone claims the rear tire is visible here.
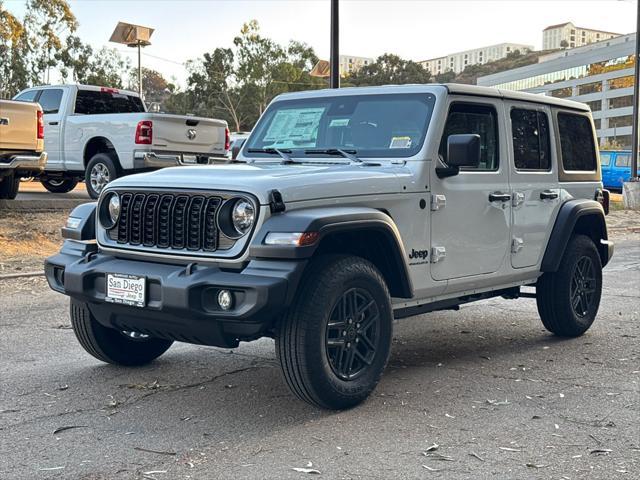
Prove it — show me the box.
[276,255,393,409]
[0,174,19,199]
[70,299,173,366]
[86,153,119,199]
[536,235,602,337]
[40,178,78,193]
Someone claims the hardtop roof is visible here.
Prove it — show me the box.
[273,83,589,112]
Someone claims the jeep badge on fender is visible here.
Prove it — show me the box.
[45,84,613,410]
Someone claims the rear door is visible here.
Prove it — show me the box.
[505,102,560,269]
[37,88,66,170]
[430,98,511,281]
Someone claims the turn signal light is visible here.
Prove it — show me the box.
[264,232,319,246]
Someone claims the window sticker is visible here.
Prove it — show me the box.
[329,118,350,127]
[263,108,325,146]
[389,136,412,149]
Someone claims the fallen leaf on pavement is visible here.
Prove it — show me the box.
[53,425,87,435]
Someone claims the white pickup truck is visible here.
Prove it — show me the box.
[13,84,229,198]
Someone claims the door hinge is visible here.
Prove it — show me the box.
[431,246,446,263]
[431,194,446,211]
[511,237,524,253]
[512,192,525,207]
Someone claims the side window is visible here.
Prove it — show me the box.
[599,152,611,166]
[511,108,551,170]
[615,153,631,168]
[38,89,64,114]
[557,113,597,171]
[14,90,39,103]
[439,103,499,170]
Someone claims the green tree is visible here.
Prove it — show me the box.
[23,0,78,84]
[346,54,432,86]
[0,1,29,97]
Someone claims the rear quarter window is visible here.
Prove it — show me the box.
[557,113,597,171]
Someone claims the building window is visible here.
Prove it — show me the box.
[439,103,499,171]
[579,81,603,95]
[609,115,633,128]
[551,87,572,98]
[609,75,634,90]
[586,100,602,111]
[608,95,633,109]
[510,109,551,170]
[608,134,632,148]
[593,119,601,129]
[557,113,597,171]
[571,29,576,34]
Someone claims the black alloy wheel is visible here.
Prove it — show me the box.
[570,256,597,318]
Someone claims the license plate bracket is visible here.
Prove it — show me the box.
[105,273,146,308]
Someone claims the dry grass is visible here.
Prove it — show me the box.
[0,210,69,274]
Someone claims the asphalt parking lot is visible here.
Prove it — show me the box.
[0,233,638,479]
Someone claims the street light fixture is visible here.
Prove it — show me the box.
[109,22,155,97]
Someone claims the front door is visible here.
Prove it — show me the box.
[38,88,65,170]
[430,99,511,281]
[505,103,560,269]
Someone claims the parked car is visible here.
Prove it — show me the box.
[0,99,47,199]
[228,131,251,159]
[13,85,230,198]
[600,150,639,191]
[46,84,612,409]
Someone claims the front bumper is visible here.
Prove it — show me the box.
[0,152,47,172]
[133,150,227,169]
[45,240,306,347]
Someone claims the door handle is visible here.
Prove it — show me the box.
[540,190,558,200]
[48,121,59,126]
[489,191,511,202]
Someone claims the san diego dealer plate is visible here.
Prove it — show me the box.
[105,273,146,308]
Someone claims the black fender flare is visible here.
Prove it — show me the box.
[250,207,413,298]
[61,202,97,241]
[541,199,611,272]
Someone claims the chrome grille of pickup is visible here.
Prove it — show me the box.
[111,192,222,253]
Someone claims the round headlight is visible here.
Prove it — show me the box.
[108,194,121,224]
[231,199,255,235]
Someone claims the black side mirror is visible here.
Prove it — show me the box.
[436,134,481,178]
[232,138,246,160]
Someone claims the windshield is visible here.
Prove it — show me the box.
[244,93,436,159]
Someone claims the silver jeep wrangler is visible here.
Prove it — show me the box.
[46,84,613,409]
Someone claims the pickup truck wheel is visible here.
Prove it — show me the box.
[70,299,173,366]
[276,255,392,409]
[86,153,119,199]
[0,174,19,199]
[40,178,79,194]
[536,235,602,337]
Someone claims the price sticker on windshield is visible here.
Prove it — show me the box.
[389,136,412,149]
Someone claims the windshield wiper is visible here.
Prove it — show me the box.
[246,148,294,163]
[304,148,362,163]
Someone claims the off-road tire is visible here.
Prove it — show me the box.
[85,153,119,199]
[70,299,173,366]
[40,178,79,193]
[536,235,602,337]
[0,174,19,199]
[276,255,393,409]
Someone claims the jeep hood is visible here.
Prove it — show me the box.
[109,163,406,204]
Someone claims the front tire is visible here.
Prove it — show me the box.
[536,235,602,337]
[276,255,393,409]
[40,178,79,193]
[85,153,119,199]
[70,300,173,366]
[0,174,19,199]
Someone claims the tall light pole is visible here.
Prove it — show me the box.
[109,22,154,97]
[631,0,640,182]
[330,0,340,88]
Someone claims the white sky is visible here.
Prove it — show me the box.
[4,0,637,87]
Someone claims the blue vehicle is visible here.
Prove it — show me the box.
[600,150,638,191]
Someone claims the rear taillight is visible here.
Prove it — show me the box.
[135,120,153,144]
[37,110,44,139]
[596,188,610,215]
[224,127,231,151]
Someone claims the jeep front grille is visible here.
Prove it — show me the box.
[110,192,222,253]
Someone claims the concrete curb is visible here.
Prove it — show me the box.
[0,198,89,212]
[0,271,45,280]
